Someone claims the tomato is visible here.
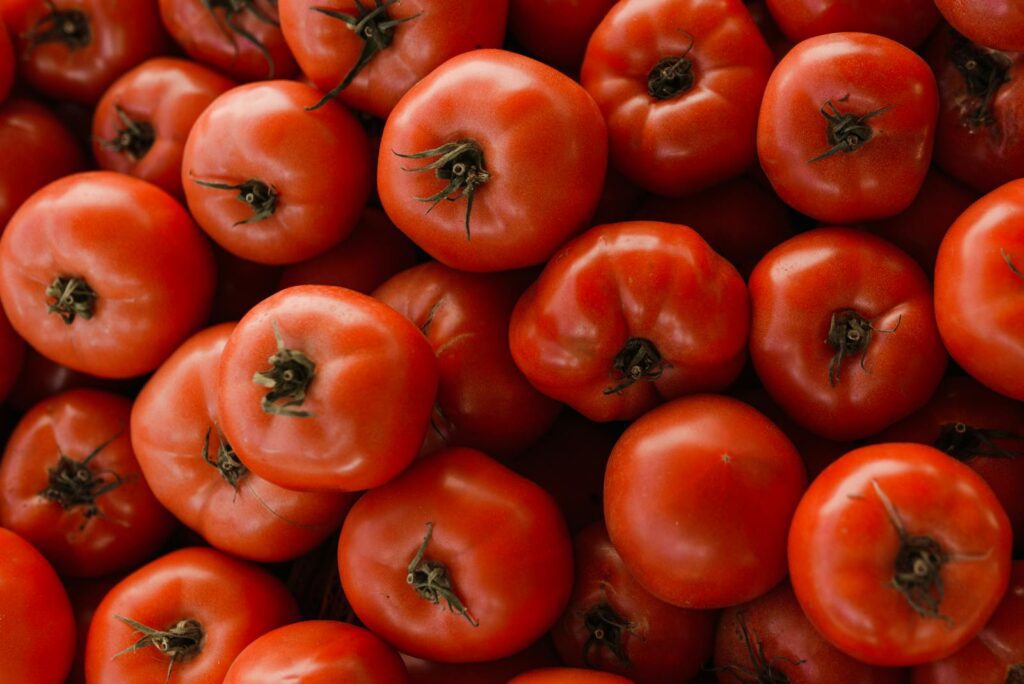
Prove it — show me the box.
[4,0,169,103]
[278,0,507,118]
[912,561,1024,683]
[508,668,634,684]
[714,581,908,683]
[749,228,947,441]
[217,285,437,492]
[934,179,1024,401]
[0,389,175,576]
[402,639,560,684]
[85,546,299,683]
[508,0,616,73]
[757,32,938,223]
[0,171,216,378]
[132,323,353,562]
[581,0,772,197]
[0,15,13,103]
[509,221,749,422]
[208,245,282,324]
[338,447,573,662]
[552,522,717,683]
[65,575,121,684]
[605,395,806,609]
[377,49,607,272]
[158,0,297,81]
[933,0,1024,53]
[374,262,560,458]
[92,57,234,199]
[764,0,938,48]
[0,527,75,683]
[789,443,1013,666]
[0,97,84,230]
[223,620,409,683]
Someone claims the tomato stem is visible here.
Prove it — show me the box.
[1007,664,1024,684]
[647,33,696,100]
[406,522,479,627]
[582,602,633,668]
[113,615,204,684]
[949,32,1010,130]
[825,310,900,387]
[46,276,97,324]
[252,321,316,417]
[38,435,123,529]
[604,337,668,395]
[97,104,155,161]
[808,100,890,163]
[394,140,490,240]
[934,422,1023,461]
[1002,248,1024,281]
[21,0,91,54]
[201,427,248,489]
[711,615,801,683]
[202,0,280,78]
[193,177,278,225]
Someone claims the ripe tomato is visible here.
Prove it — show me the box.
[217,285,438,492]
[278,0,507,118]
[764,0,938,48]
[132,323,353,562]
[789,443,1013,666]
[182,79,371,265]
[223,621,409,683]
[0,171,216,378]
[509,221,749,422]
[508,0,616,73]
[508,668,633,684]
[92,57,234,198]
[552,522,716,683]
[158,0,297,81]
[934,179,1024,401]
[581,0,773,197]
[0,527,76,684]
[749,228,947,441]
[85,546,299,684]
[757,32,938,223]
[377,49,607,272]
[933,0,1024,52]
[604,395,807,609]
[338,448,573,662]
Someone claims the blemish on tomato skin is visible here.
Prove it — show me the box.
[721,453,731,463]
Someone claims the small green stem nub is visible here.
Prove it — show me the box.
[46,276,97,324]
[252,321,315,417]
[604,337,668,395]
[825,310,900,387]
[193,178,278,225]
[39,436,122,528]
[949,32,1010,130]
[1002,248,1024,281]
[98,104,155,161]
[114,615,204,684]
[935,422,1023,461]
[201,427,248,489]
[582,602,633,667]
[395,140,489,240]
[711,614,801,683]
[202,0,280,78]
[21,0,90,55]
[809,99,890,162]
[406,522,479,627]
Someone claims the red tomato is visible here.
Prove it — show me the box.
[158,0,297,81]
[223,621,409,683]
[217,285,438,492]
[552,522,717,683]
[604,395,807,609]
[581,0,773,197]
[934,179,1024,401]
[85,546,299,683]
[509,668,634,684]
[749,228,947,441]
[377,49,607,272]
[92,57,234,198]
[0,16,13,102]
[401,639,560,684]
[934,0,1024,53]
[0,527,76,683]
[338,448,573,662]
[182,79,371,265]
[0,171,216,378]
[789,443,1013,666]
[757,32,938,223]
[509,221,749,422]
[132,323,353,562]
[508,0,616,73]
[714,581,908,683]
[764,0,938,48]
[4,0,169,103]
[278,0,508,118]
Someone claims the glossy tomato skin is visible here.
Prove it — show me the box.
[338,448,573,663]
[934,180,1024,400]
[749,228,947,441]
[217,285,438,492]
[508,668,633,683]
[605,395,806,609]
[223,621,409,683]
[933,0,1024,52]
[765,0,938,48]
[510,221,748,422]
[131,324,353,562]
[757,32,938,223]
[714,581,908,683]
[92,57,234,198]
[85,546,299,684]
[552,522,717,683]
[0,171,216,378]
[159,0,297,81]
[508,0,616,73]
[182,80,371,265]
[581,0,773,197]
[789,444,1013,666]
[279,0,507,118]
[378,49,607,272]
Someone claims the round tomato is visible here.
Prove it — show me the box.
[933,0,1024,52]
[581,0,773,197]
[0,171,216,378]
[508,668,633,684]
[338,447,573,662]
[789,443,1013,666]
[934,179,1024,401]
[377,49,607,272]
[764,0,938,48]
[749,228,947,441]
[757,32,938,223]
[604,395,807,609]
[217,285,438,492]
[509,221,749,422]
[508,0,616,73]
